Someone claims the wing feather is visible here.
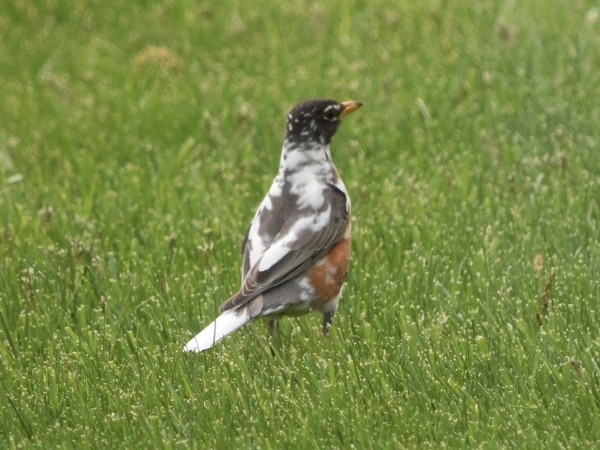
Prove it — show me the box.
[221,185,348,312]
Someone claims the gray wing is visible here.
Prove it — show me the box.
[221,185,348,312]
[240,194,296,280]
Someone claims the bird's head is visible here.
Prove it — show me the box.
[284,99,363,146]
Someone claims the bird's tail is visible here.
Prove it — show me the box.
[183,308,251,353]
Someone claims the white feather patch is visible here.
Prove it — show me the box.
[256,206,331,272]
[183,308,251,353]
[247,219,267,268]
[258,242,291,272]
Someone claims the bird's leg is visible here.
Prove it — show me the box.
[267,318,280,355]
[322,311,334,336]
[267,318,278,334]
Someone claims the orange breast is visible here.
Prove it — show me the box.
[308,235,352,309]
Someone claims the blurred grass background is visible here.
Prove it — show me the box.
[1,0,599,448]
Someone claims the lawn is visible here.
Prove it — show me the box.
[1,0,600,448]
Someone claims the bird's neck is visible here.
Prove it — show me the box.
[278,140,336,179]
[267,140,345,211]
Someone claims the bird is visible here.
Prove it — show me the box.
[183,99,363,353]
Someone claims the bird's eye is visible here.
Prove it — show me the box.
[322,105,340,121]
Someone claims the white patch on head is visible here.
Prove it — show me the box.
[322,104,342,121]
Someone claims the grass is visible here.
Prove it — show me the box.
[1,0,600,448]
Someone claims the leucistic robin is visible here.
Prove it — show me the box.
[184,99,362,353]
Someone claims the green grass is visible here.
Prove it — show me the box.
[1,0,600,448]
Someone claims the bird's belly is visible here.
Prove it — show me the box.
[256,230,352,318]
[307,236,351,310]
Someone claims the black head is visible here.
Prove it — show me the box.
[284,99,363,146]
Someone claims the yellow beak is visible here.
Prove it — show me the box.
[340,101,363,118]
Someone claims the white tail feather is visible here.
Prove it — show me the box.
[183,308,251,353]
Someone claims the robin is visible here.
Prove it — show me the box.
[184,99,363,353]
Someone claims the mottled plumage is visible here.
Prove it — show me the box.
[184,99,362,353]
